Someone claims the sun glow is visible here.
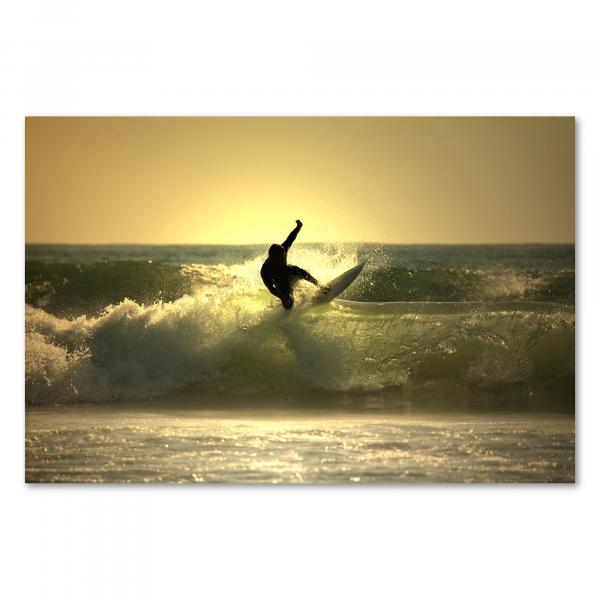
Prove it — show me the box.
[26,117,574,244]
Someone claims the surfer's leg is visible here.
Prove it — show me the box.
[281,294,294,309]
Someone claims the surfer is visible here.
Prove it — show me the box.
[261,219,328,309]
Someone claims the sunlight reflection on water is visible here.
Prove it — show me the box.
[26,408,575,484]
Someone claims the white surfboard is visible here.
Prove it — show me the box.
[311,262,366,305]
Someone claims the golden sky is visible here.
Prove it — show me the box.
[25,117,574,244]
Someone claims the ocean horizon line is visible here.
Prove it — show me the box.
[25,241,576,247]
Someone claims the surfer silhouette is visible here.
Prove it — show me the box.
[261,220,327,309]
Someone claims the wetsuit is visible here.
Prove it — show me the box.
[260,222,319,308]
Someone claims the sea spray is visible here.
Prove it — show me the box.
[25,297,574,405]
[25,243,575,406]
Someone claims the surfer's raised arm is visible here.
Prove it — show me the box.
[282,219,303,251]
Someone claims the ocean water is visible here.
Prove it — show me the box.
[25,243,575,483]
[26,408,574,483]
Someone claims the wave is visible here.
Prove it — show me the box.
[25,246,575,407]
[26,257,574,317]
[25,289,574,407]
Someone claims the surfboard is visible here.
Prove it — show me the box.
[310,262,366,305]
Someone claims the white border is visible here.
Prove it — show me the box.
[3,2,598,599]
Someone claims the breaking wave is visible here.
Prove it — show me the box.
[25,294,574,406]
[25,244,575,407]
[26,256,574,318]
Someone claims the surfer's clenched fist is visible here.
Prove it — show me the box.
[296,219,303,228]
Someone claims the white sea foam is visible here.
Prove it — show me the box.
[24,245,575,405]
[25,292,574,405]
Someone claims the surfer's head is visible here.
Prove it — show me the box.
[268,244,286,263]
